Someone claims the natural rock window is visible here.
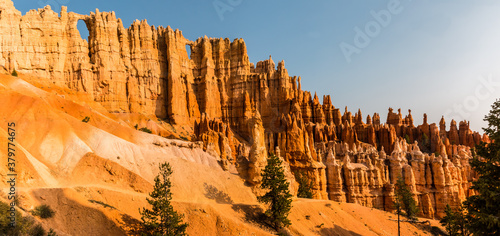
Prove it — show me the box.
[186,44,192,59]
[77,19,89,41]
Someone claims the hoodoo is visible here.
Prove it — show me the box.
[0,0,487,220]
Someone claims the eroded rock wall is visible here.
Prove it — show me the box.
[0,3,195,121]
[0,0,487,218]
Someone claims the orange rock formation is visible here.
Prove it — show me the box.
[0,0,488,218]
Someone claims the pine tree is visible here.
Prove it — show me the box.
[393,189,403,236]
[440,204,469,236]
[394,176,419,220]
[455,206,469,236]
[464,99,500,235]
[441,204,460,236]
[258,154,293,231]
[294,170,314,199]
[140,162,188,236]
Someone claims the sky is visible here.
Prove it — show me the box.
[13,0,500,132]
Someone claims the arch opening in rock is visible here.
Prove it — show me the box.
[186,44,192,59]
[77,19,92,59]
[77,19,89,41]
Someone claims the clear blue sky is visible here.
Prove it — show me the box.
[14,0,500,132]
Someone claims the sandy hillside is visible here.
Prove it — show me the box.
[0,72,445,235]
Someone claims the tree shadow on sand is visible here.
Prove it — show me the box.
[203,183,234,204]
[231,204,273,230]
[119,214,143,236]
[319,225,363,236]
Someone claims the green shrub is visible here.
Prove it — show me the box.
[0,201,36,235]
[29,224,46,236]
[139,127,152,134]
[11,69,18,77]
[421,133,430,152]
[405,134,411,144]
[32,204,55,219]
[48,228,58,236]
[82,116,91,123]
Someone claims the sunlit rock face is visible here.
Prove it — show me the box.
[316,138,476,218]
[1,0,486,218]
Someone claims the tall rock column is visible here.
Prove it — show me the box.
[165,26,200,124]
[325,146,346,201]
[247,111,268,185]
[0,0,21,72]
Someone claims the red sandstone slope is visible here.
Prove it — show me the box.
[0,73,253,200]
[0,72,262,234]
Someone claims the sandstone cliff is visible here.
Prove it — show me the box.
[0,0,487,218]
